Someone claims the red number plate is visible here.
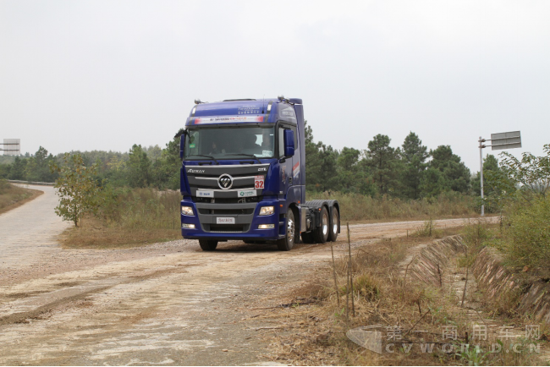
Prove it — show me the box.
[254,175,265,189]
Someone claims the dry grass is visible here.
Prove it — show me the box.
[60,188,182,249]
[59,216,181,249]
[308,191,479,223]
[264,224,546,366]
[0,181,43,215]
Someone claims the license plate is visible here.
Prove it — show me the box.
[216,217,235,224]
[197,190,214,197]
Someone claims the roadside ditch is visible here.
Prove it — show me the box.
[260,229,549,365]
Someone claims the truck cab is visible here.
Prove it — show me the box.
[179,97,339,251]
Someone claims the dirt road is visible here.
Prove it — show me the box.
[0,189,492,365]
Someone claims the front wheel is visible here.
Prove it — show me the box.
[277,210,296,251]
[329,206,339,242]
[199,240,218,251]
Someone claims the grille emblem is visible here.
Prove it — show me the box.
[218,174,234,190]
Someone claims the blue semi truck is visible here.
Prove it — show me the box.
[179,97,340,251]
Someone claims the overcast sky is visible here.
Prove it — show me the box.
[1,0,549,172]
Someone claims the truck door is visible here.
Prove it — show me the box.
[278,124,298,196]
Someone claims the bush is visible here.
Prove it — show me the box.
[500,195,550,270]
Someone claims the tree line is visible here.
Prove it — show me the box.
[0,137,181,190]
[305,122,475,199]
[0,124,501,202]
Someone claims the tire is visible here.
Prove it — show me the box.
[328,206,339,242]
[199,239,218,251]
[301,231,314,244]
[277,209,296,251]
[312,206,329,243]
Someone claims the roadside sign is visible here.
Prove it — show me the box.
[491,131,521,151]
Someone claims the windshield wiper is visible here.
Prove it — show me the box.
[226,153,261,164]
[186,154,219,164]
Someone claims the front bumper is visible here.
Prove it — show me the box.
[181,199,282,240]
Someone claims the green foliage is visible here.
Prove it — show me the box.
[126,144,152,188]
[0,164,10,179]
[365,134,399,195]
[472,154,504,213]
[499,144,550,197]
[50,153,102,227]
[427,145,470,195]
[499,194,550,270]
[8,156,28,180]
[0,179,10,194]
[400,132,428,199]
[24,146,57,182]
[304,121,340,192]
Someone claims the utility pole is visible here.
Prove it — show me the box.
[479,137,486,216]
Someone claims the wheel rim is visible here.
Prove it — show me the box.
[332,209,338,235]
[287,215,295,246]
[322,211,328,236]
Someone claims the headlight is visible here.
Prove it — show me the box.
[181,206,194,216]
[258,224,274,229]
[259,206,274,216]
[182,223,195,229]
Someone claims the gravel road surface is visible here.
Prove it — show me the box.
[0,185,70,269]
[0,188,495,365]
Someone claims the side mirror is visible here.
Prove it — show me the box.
[284,129,295,158]
[179,134,185,159]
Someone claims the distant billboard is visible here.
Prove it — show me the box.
[2,139,21,156]
[491,131,521,151]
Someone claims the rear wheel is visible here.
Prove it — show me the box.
[199,240,218,251]
[312,206,329,243]
[277,209,296,251]
[329,206,339,242]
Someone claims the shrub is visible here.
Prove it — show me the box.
[500,195,550,270]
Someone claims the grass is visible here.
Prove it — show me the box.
[61,187,481,249]
[307,190,479,223]
[0,180,43,215]
[60,188,182,248]
[494,195,550,272]
[266,222,546,366]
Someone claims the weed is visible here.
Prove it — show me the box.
[413,218,443,237]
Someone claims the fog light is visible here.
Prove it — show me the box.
[182,223,196,229]
[258,224,274,229]
[259,206,274,216]
[181,206,194,216]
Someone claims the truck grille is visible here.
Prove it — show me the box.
[198,208,254,215]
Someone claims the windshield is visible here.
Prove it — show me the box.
[184,126,275,160]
